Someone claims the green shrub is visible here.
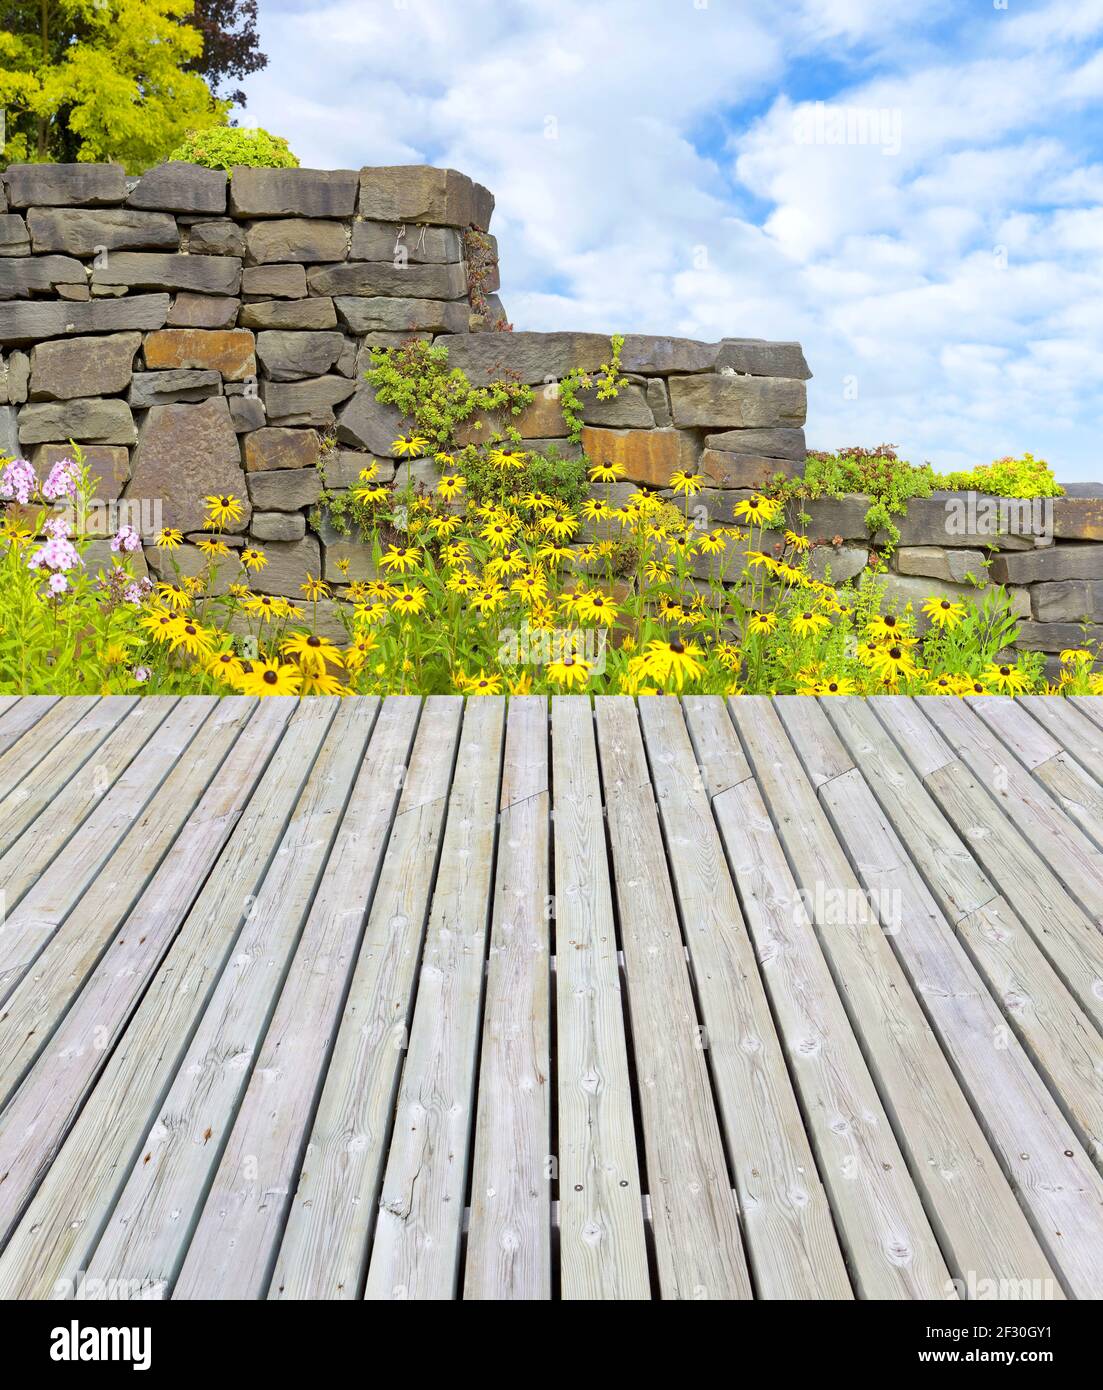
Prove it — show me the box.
[168,126,299,171]
[940,452,1063,498]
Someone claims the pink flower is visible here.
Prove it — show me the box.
[132,666,151,684]
[44,513,71,540]
[111,525,141,554]
[48,573,68,596]
[28,535,81,573]
[1,459,37,505]
[42,459,80,502]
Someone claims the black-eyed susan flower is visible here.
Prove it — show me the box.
[155,582,190,612]
[197,536,231,559]
[921,596,966,630]
[379,544,422,574]
[391,584,428,618]
[392,435,429,457]
[467,671,504,695]
[204,494,244,529]
[547,655,592,689]
[868,612,904,641]
[206,648,245,687]
[300,575,330,602]
[791,610,831,638]
[733,494,782,525]
[668,470,703,497]
[588,460,626,483]
[168,617,214,658]
[983,661,1031,694]
[239,658,303,696]
[240,547,268,573]
[155,527,183,550]
[437,474,466,501]
[574,590,618,627]
[639,638,705,690]
[870,644,918,682]
[282,631,344,672]
[746,611,778,636]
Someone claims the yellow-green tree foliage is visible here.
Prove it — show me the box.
[0,1,227,171]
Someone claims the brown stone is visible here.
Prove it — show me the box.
[32,442,130,501]
[244,427,321,473]
[29,332,141,400]
[453,391,568,445]
[239,298,338,331]
[143,328,256,380]
[580,426,700,487]
[166,293,240,329]
[669,374,807,428]
[125,398,249,536]
[358,166,494,229]
[699,450,802,489]
[1053,498,1103,541]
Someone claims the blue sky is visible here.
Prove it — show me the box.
[240,0,1103,481]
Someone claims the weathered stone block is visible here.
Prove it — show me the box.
[794,496,875,540]
[350,220,463,263]
[129,369,222,408]
[669,374,807,427]
[244,427,321,472]
[358,166,494,228]
[126,162,227,214]
[261,375,357,427]
[335,383,406,455]
[0,215,31,256]
[1016,620,1103,653]
[896,545,988,584]
[83,539,149,580]
[578,384,653,428]
[239,298,338,331]
[228,395,266,432]
[704,426,806,460]
[245,219,348,264]
[32,442,130,500]
[990,544,1103,584]
[307,261,467,300]
[252,511,307,542]
[246,469,323,512]
[700,450,802,489]
[146,541,237,595]
[242,263,307,299]
[144,328,256,380]
[716,338,812,380]
[248,536,322,597]
[580,426,700,487]
[30,332,141,400]
[1052,497,1103,541]
[322,451,396,489]
[877,572,1029,632]
[619,335,718,374]
[434,331,613,386]
[26,207,179,256]
[229,167,359,219]
[809,544,869,584]
[5,350,28,403]
[0,404,18,458]
[887,494,1042,549]
[5,163,127,208]
[647,378,671,427]
[454,391,567,446]
[322,539,382,583]
[256,330,347,381]
[166,292,240,329]
[335,295,469,335]
[18,397,136,445]
[1031,580,1103,623]
[0,256,86,298]
[90,252,241,295]
[186,219,246,258]
[125,397,248,535]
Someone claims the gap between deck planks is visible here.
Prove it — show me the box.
[0,695,1099,1301]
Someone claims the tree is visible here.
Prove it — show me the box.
[187,0,266,107]
[0,1,227,171]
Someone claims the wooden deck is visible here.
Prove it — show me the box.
[0,693,1100,1301]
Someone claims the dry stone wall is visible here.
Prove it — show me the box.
[1,159,1097,664]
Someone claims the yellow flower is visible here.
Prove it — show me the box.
[240,547,268,572]
[540,510,580,541]
[921,596,966,630]
[639,638,705,691]
[239,659,303,696]
[868,612,905,641]
[643,558,674,584]
[466,671,504,695]
[547,655,592,689]
[588,460,626,483]
[783,530,810,552]
[480,519,516,550]
[437,473,466,501]
[379,544,422,574]
[168,617,214,657]
[869,644,919,682]
[819,674,856,695]
[984,661,1032,694]
[242,592,284,622]
[668,470,703,497]
[342,635,379,674]
[574,590,618,627]
[392,435,429,457]
[698,532,727,556]
[204,494,244,529]
[733,494,782,526]
[471,586,507,615]
[140,608,178,643]
[746,611,778,636]
[155,582,190,611]
[357,461,380,482]
[580,498,611,522]
[300,575,330,601]
[791,609,831,638]
[206,648,245,687]
[392,584,428,617]
[282,630,344,672]
[299,669,349,696]
[196,536,231,558]
[155,527,183,550]
[1060,648,1092,666]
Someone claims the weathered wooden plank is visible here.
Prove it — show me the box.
[364,698,505,1301]
[1070,697,1103,732]
[966,696,1062,771]
[0,696,86,792]
[681,694,751,795]
[919,697,1103,924]
[0,700,338,1299]
[781,703,1090,1296]
[0,698,294,1256]
[172,698,420,1299]
[1019,698,1103,774]
[731,695,1063,1296]
[83,699,379,1300]
[464,696,552,1301]
[869,693,955,777]
[270,697,462,1300]
[595,696,751,1301]
[773,695,851,788]
[825,697,1103,1173]
[550,696,649,1301]
[641,696,850,1299]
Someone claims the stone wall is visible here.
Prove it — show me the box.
[1,159,1097,667]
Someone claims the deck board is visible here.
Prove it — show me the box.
[0,695,1099,1301]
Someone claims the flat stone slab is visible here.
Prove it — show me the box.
[261,375,357,427]
[358,166,494,229]
[716,339,812,380]
[187,220,246,258]
[242,264,308,299]
[90,251,241,295]
[700,450,803,489]
[30,332,142,401]
[990,544,1103,584]
[307,261,467,299]
[126,162,228,214]
[669,374,807,428]
[896,545,988,585]
[350,221,463,263]
[246,469,323,512]
[1031,579,1103,623]
[240,298,338,331]
[580,426,700,488]
[229,168,359,219]
[335,382,406,455]
[5,163,127,208]
[26,208,179,256]
[244,427,321,472]
[0,215,31,256]
[143,328,256,380]
[246,219,349,265]
[618,335,719,375]
[18,397,137,445]
[129,369,223,408]
[166,293,241,329]
[434,331,614,386]
[335,296,469,335]
[0,256,86,298]
[705,426,807,460]
[256,330,348,382]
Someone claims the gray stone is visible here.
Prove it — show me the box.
[1053,497,1103,541]
[809,544,869,584]
[0,256,86,298]
[646,378,671,427]
[18,397,137,445]
[26,207,179,255]
[6,350,29,404]
[433,331,613,386]
[127,162,227,214]
[239,298,338,330]
[167,292,240,329]
[245,219,348,265]
[669,374,807,427]
[887,494,1044,549]
[128,369,222,408]
[322,538,383,583]
[0,404,18,459]
[125,397,248,535]
[145,541,237,595]
[32,442,130,500]
[1016,620,1103,653]
[335,338,358,377]
[57,284,91,301]
[248,536,322,597]
[877,572,1030,632]
[990,543,1103,584]
[358,165,494,229]
[322,450,396,489]
[252,510,307,541]
[350,220,463,263]
[619,335,719,374]
[246,469,322,512]
[355,330,433,353]
[1031,580,1103,623]
[700,450,803,489]
[256,330,348,381]
[578,383,653,428]
[716,338,812,380]
[83,540,149,580]
[334,295,469,334]
[244,427,321,472]
[241,263,307,299]
[307,260,467,300]
[186,219,246,258]
[90,252,241,295]
[228,395,266,432]
[30,332,142,401]
[896,546,989,585]
[260,375,357,427]
[229,167,359,218]
[791,496,874,540]
[335,383,406,456]
[5,163,127,208]
[0,215,31,257]
[704,427,807,460]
